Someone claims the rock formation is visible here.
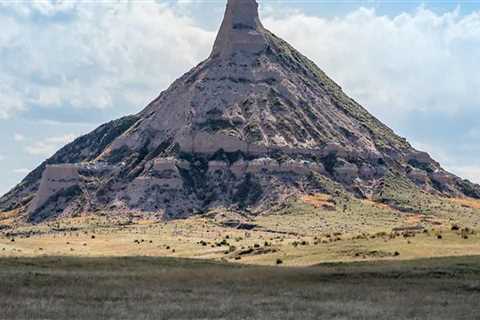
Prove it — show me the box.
[1,0,479,222]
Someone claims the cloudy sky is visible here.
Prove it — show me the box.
[1,0,480,196]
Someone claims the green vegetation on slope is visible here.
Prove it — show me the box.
[265,31,411,153]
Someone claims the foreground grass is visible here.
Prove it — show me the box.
[1,256,480,319]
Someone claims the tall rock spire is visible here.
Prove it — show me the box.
[211,0,267,58]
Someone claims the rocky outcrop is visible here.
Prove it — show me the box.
[212,0,266,58]
[1,0,479,222]
[29,164,81,214]
[0,115,138,214]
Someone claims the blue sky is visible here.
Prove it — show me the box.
[1,0,480,196]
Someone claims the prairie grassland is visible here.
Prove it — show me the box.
[0,255,479,320]
[1,194,479,319]
[1,196,480,266]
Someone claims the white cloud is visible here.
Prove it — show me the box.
[13,168,30,175]
[14,133,25,142]
[25,134,76,157]
[2,3,479,125]
[0,0,78,17]
[0,155,4,161]
[262,7,480,124]
[0,84,25,119]
[29,0,78,16]
[0,1,215,119]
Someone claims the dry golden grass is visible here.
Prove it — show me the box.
[1,201,480,267]
[302,193,335,209]
[451,197,480,209]
[362,199,396,211]
[0,209,20,226]
[0,209,18,220]
[2,192,480,266]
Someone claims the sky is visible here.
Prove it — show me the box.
[1,0,480,196]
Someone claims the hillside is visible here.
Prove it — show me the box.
[1,0,479,223]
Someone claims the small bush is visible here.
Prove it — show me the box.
[451,224,461,231]
[215,239,228,247]
[276,259,283,265]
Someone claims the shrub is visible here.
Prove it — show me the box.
[276,259,283,265]
[225,246,236,254]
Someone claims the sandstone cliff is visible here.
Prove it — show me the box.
[1,0,479,222]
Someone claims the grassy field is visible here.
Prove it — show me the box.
[1,199,480,266]
[0,255,479,319]
[1,192,480,318]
